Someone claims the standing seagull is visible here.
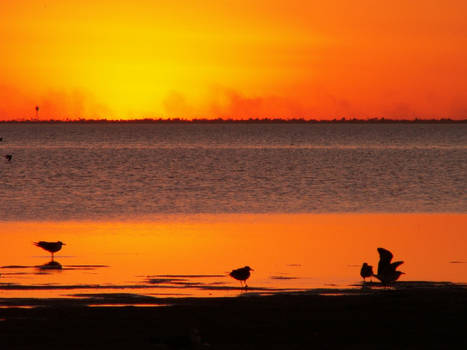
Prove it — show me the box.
[360,262,374,282]
[375,247,404,285]
[34,241,65,261]
[229,266,254,288]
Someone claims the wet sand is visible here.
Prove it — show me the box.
[1,215,465,348]
[1,282,466,349]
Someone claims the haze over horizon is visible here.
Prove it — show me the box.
[1,1,467,120]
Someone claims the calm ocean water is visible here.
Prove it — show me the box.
[0,123,465,220]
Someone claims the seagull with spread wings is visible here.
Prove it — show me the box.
[375,247,404,285]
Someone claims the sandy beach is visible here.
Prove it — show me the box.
[0,282,466,349]
[1,214,466,348]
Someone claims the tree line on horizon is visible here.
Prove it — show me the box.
[0,117,465,124]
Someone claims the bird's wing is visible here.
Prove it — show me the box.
[377,247,393,263]
[391,261,404,270]
[35,241,53,250]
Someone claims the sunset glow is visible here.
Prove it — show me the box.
[1,0,467,120]
[1,214,466,300]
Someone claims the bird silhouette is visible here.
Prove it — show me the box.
[360,262,374,282]
[375,247,404,285]
[229,266,254,288]
[4,154,12,161]
[34,241,65,261]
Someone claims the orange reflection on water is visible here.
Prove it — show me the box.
[0,214,466,299]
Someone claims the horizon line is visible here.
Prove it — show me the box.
[0,117,466,124]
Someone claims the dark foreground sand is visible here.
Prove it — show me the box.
[1,282,466,349]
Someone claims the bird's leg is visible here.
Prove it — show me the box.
[51,252,54,262]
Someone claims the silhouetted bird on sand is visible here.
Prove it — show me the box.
[360,262,374,282]
[34,241,65,261]
[4,154,12,161]
[375,247,404,285]
[229,266,254,288]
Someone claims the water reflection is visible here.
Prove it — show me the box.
[37,260,63,271]
[0,214,465,301]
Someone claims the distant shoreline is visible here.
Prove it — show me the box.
[1,117,466,124]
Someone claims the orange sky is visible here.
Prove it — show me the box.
[1,0,466,120]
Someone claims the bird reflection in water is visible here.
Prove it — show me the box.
[33,241,65,272]
[37,259,63,271]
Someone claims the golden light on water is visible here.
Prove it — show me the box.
[1,214,466,299]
